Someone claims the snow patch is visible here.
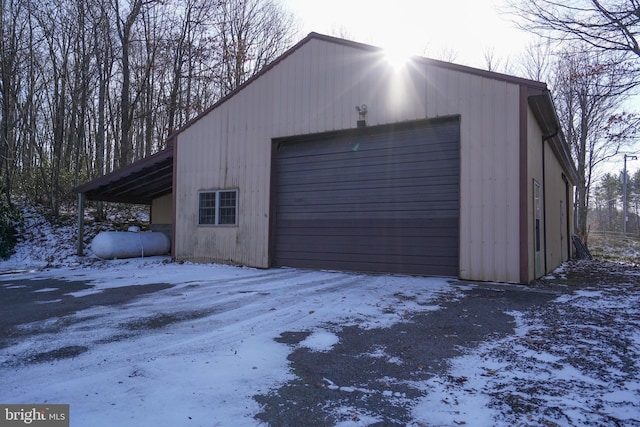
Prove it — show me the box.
[299,329,340,352]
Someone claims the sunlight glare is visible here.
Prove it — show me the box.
[384,46,413,71]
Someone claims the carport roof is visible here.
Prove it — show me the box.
[75,146,173,204]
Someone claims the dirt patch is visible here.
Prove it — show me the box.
[29,345,89,363]
[123,310,212,331]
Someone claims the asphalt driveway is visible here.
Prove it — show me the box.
[0,261,638,426]
[255,283,558,425]
[0,275,172,354]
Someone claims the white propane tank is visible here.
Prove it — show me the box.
[91,231,170,260]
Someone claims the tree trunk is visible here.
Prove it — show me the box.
[116,0,144,168]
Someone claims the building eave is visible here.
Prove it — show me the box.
[75,145,173,205]
[528,90,580,185]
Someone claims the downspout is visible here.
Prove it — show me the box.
[562,174,571,258]
[542,126,559,274]
[171,139,177,259]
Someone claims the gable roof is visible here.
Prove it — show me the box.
[76,32,578,202]
[170,32,553,139]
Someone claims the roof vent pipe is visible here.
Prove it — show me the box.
[356,104,367,128]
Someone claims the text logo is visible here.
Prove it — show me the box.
[0,405,69,427]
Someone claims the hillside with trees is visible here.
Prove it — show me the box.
[2,0,640,261]
[0,0,296,216]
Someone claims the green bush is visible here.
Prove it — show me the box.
[0,203,21,260]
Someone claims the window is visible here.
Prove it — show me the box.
[199,190,238,225]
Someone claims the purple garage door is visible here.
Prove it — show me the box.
[273,117,460,277]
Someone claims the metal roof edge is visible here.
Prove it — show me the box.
[528,90,580,185]
[307,32,549,90]
[168,32,550,141]
[167,32,320,140]
[75,144,173,195]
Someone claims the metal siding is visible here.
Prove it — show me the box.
[151,194,172,224]
[480,78,495,281]
[505,85,521,282]
[525,113,573,280]
[274,119,460,276]
[458,77,521,283]
[545,145,571,271]
[457,74,475,281]
[174,37,523,281]
[526,108,545,281]
[460,74,486,281]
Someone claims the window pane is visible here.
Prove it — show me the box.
[199,192,216,224]
[218,191,237,225]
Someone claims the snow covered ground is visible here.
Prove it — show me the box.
[0,208,639,426]
[0,261,454,426]
[415,283,640,426]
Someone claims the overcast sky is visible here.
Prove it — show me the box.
[282,0,532,69]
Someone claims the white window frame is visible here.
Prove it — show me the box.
[198,189,238,226]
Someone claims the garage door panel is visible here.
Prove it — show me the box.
[277,206,459,221]
[278,140,458,160]
[280,174,459,194]
[277,195,459,213]
[282,147,457,171]
[276,203,460,218]
[277,236,458,256]
[277,218,457,234]
[278,180,459,195]
[282,150,458,176]
[274,255,457,277]
[276,250,458,267]
[277,187,460,208]
[278,126,459,159]
[273,118,460,277]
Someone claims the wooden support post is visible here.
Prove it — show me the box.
[77,193,85,257]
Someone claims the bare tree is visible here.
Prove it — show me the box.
[517,39,554,81]
[163,0,215,134]
[0,0,28,204]
[0,0,300,216]
[113,0,155,168]
[483,47,502,72]
[552,47,640,242]
[35,0,76,214]
[88,0,115,178]
[430,46,459,63]
[68,0,93,188]
[214,0,296,95]
[508,0,640,59]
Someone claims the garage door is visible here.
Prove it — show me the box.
[273,118,459,276]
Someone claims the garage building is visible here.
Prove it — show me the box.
[78,33,578,284]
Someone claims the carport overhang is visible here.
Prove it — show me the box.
[75,145,173,204]
[74,145,174,256]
